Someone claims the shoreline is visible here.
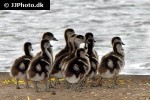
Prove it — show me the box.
[0,72,150,100]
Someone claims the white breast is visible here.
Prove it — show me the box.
[17,72,26,79]
[65,75,80,84]
[100,69,119,78]
[30,72,45,81]
[45,49,53,65]
[52,71,63,79]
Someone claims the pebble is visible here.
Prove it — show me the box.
[51,91,56,95]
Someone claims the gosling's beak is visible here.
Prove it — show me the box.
[122,42,125,45]
[85,40,90,44]
[85,46,88,49]
[53,37,58,41]
[50,44,53,47]
[86,54,89,57]
[94,39,96,42]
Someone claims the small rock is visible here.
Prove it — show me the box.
[127,93,131,95]
[51,91,56,95]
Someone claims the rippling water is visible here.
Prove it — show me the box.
[0,0,150,75]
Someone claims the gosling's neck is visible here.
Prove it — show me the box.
[113,47,125,60]
[24,49,33,58]
[87,44,94,56]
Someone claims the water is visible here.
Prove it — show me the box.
[0,0,150,75]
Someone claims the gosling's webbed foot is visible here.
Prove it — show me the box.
[57,79,61,84]
[91,82,102,87]
[45,88,51,92]
[49,84,56,89]
[16,86,20,89]
[25,85,30,89]
[106,84,118,89]
[35,89,39,92]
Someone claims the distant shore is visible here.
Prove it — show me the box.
[0,72,150,100]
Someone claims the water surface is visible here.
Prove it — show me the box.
[0,0,150,75]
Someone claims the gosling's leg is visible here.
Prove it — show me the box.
[75,81,82,92]
[90,78,95,87]
[114,75,118,86]
[49,78,54,88]
[25,77,29,88]
[57,78,61,84]
[16,78,20,89]
[34,81,38,92]
[65,80,71,89]
[53,78,57,87]
[80,78,86,87]
[98,77,103,86]
[74,83,78,92]
[78,81,82,91]
[111,75,118,88]
[93,77,103,87]
[53,78,60,88]
[44,78,49,92]
[81,80,85,87]
[107,76,118,88]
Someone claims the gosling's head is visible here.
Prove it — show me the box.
[76,48,88,58]
[65,28,75,38]
[85,32,96,42]
[24,42,33,56]
[87,38,95,47]
[42,32,58,41]
[41,39,52,51]
[113,41,124,56]
[111,37,125,45]
[74,35,85,45]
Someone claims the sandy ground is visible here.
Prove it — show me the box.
[0,72,150,100]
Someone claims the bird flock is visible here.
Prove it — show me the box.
[10,28,125,92]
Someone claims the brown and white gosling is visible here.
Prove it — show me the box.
[36,32,58,63]
[27,39,52,92]
[86,39,99,82]
[61,35,86,75]
[61,35,88,89]
[54,28,75,60]
[50,29,75,84]
[85,32,98,60]
[111,37,125,46]
[64,48,90,91]
[102,37,125,60]
[97,39,125,88]
[10,42,33,89]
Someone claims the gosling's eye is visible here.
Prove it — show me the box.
[69,32,72,34]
